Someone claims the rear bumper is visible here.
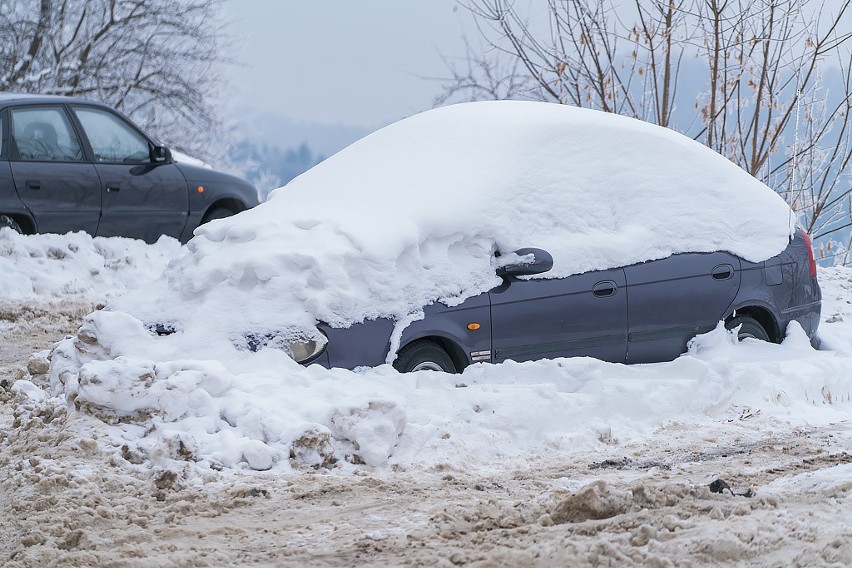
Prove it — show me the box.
[782,300,821,339]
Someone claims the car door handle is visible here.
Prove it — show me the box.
[106,184,121,193]
[593,280,617,297]
[712,264,734,280]
[25,180,41,190]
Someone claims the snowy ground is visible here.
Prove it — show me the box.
[1,230,851,566]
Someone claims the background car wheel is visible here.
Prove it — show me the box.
[201,207,235,224]
[725,315,770,342]
[393,341,457,373]
[0,215,22,233]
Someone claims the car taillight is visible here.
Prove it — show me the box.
[799,229,817,278]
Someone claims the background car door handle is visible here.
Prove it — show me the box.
[25,180,40,190]
[712,264,734,280]
[593,280,617,297]
[106,184,121,193]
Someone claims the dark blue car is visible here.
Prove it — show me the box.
[0,93,257,243]
[306,230,821,372]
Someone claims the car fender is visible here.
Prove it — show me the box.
[174,163,258,241]
[398,294,492,368]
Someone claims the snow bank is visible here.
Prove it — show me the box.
[38,268,851,473]
[0,229,181,301]
[111,101,795,339]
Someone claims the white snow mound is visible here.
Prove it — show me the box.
[0,228,181,301]
[113,101,795,333]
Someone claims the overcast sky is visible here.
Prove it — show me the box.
[221,1,472,129]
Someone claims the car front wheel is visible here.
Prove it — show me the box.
[201,207,235,224]
[725,315,771,342]
[393,341,457,373]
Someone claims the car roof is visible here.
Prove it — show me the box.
[0,92,109,108]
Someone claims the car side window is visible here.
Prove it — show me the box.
[73,107,151,164]
[10,107,84,162]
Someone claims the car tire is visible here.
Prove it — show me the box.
[0,215,22,233]
[725,315,771,342]
[393,341,457,373]
[201,207,235,224]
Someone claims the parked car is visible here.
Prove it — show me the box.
[141,101,821,373]
[304,232,821,372]
[0,93,257,243]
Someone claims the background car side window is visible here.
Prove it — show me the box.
[74,107,151,164]
[10,107,84,162]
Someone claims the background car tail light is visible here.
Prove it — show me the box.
[799,229,817,278]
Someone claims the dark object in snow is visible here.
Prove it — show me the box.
[709,479,734,495]
[709,478,755,498]
[148,322,177,336]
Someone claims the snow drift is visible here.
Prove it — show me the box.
[0,228,181,301]
[41,270,852,473]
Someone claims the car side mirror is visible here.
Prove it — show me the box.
[151,145,172,164]
[496,247,554,277]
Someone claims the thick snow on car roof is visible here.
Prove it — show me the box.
[115,101,795,332]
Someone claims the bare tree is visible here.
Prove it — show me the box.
[0,0,228,158]
[443,0,852,263]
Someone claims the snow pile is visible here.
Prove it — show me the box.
[111,101,795,339]
[0,229,181,301]
[36,267,852,473]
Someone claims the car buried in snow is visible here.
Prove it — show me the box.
[0,93,258,243]
[138,101,822,373]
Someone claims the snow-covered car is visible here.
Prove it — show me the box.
[123,101,820,373]
[0,93,258,243]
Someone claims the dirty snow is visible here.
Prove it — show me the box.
[0,97,846,565]
[0,226,850,565]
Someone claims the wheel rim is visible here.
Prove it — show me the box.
[411,361,445,372]
[738,331,758,341]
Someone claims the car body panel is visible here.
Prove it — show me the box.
[94,163,189,241]
[0,158,36,225]
[320,318,395,369]
[490,268,628,363]
[624,251,742,363]
[10,160,101,235]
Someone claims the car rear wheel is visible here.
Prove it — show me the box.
[201,207,235,224]
[725,315,770,342]
[0,215,22,233]
[393,341,457,373]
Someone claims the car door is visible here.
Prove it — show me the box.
[624,252,741,363]
[7,105,101,235]
[71,105,188,243]
[489,269,628,363]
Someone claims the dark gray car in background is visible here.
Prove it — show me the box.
[307,229,821,372]
[0,93,257,243]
